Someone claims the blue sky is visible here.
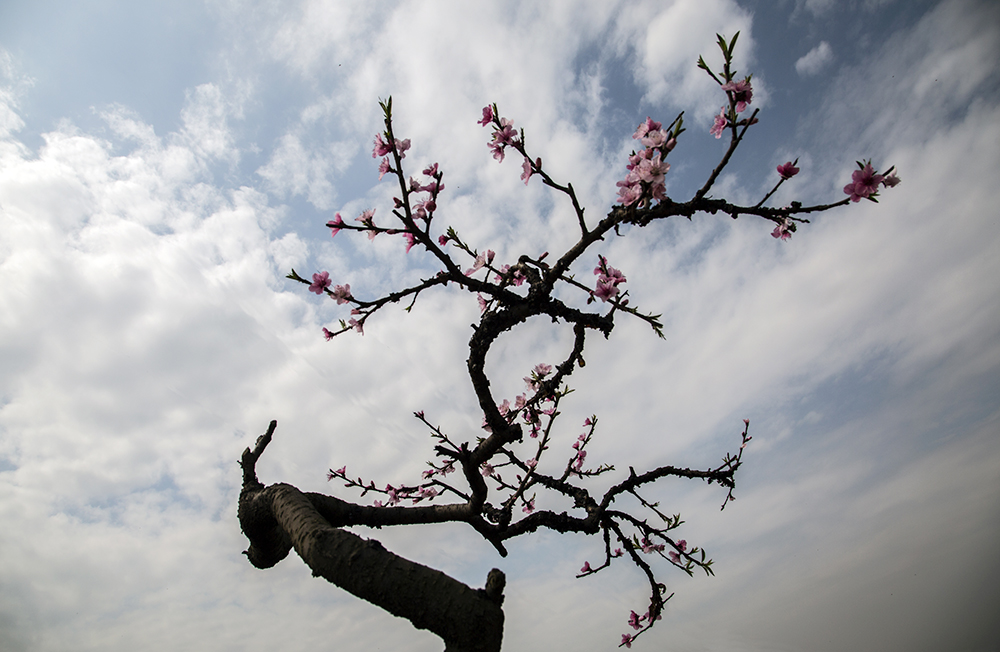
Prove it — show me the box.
[0,1,998,651]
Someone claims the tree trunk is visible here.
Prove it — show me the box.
[239,481,505,652]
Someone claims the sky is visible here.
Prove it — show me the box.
[0,0,998,651]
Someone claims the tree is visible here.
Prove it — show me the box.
[237,34,898,651]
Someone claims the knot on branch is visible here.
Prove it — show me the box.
[483,568,506,606]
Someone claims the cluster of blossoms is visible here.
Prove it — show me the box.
[481,363,558,438]
[466,248,495,276]
[570,434,587,473]
[329,129,445,250]
[620,606,664,647]
[478,104,543,186]
[617,116,677,206]
[373,132,410,179]
[591,254,627,303]
[709,78,753,138]
[478,105,519,163]
[405,162,445,227]
[844,161,900,202]
[310,122,454,338]
[306,271,362,335]
[327,456,454,507]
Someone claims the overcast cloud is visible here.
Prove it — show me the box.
[0,1,998,651]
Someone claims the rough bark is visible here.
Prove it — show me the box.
[239,424,505,652]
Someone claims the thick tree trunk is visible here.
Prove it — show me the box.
[239,480,505,652]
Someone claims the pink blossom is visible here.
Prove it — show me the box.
[636,153,670,185]
[336,466,346,476]
[477,294,487,313]
[490,142,506,162]
[489,118,517,162]
[522,497,535,513]
[438,234,449,246]
[580,561,592,573]
[465,250,495,276]
[533,363,552,377]
[330,284,352,304]
[356,208,376,226]
[721,78,753,113]
[348,317,363,334]
[621,633,634,648]
[882,170,901,188]
[843,163,884,202]
[326,213,345,237]
[416,487,437,501]
[521,157,540,185]
[640,537,664,554]
[616,174,643,206]
[423,162,439,176]
[594,279,619,302]
[592,257,627,300]
[378,157,391,180]
[322,327,334,341]
[668,551,681,563]
[309,271,331,294]
[678,539,687,551]
[422,469,435,479]
[632,117,662,141]
[776,161,799,180]
[478,105,494,126]
[612,548,623,557]
[640,128,668,149]
[628,610,644,630]
[481,463,494,477]
[771,218,793,241]
[526,458,537,469]
[385,485,399,506]
[710,106,728,138]
[372,133,392,158]
[395,138,410,158]
[403,232,417,253]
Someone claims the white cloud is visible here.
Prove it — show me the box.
[622,0,757,120]
[0,48,32,140]
[795,40,833,76]
[256,133,338,209]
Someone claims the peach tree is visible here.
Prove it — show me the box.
[237,34,898,651]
